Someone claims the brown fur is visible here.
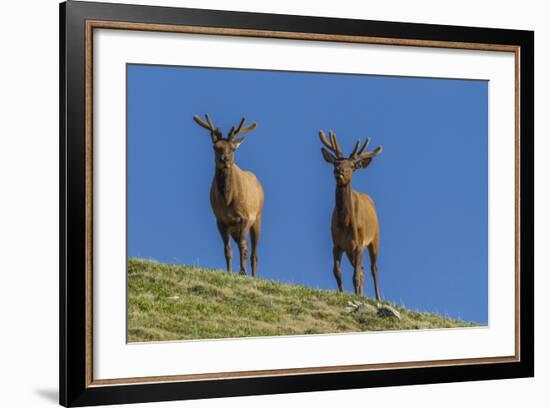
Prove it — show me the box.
[319,130,383,300]
[194,115,264,276]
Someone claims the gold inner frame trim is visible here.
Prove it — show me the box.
[84,19,521,388]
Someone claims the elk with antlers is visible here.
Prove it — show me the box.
[319,130,383,300]
[193,114,264,277]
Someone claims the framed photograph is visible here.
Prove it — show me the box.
[60,1,534,406]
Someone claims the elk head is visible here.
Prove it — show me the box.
[193,114,257,170]
[319,130,383,186]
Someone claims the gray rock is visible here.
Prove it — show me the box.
[377,304,401,320]
[356,303,378,314]
[347,300,361,308]
[345,301,378,315]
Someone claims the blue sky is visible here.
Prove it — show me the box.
[127,64,488,324]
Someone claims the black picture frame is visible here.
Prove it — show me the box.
[60,1,534,406]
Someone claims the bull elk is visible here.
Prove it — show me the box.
[193,114,264,277]
[319,130,383,300]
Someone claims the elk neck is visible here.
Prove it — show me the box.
[215,163,236,205]
[335,183,353,225]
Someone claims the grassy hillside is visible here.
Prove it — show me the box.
[128,258,478,342]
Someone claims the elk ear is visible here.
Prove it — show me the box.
[353,157,373,170]
[354,145,383,170]
[231,137,246,149]
[321,148,336,164]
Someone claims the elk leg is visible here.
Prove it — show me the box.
[238,238,249,276]
[235,221,249,276]
[368,243,382,301]
[249,217,261,278]
[353,250,364,296]
[332,246,344,292]
[216,221,232,273]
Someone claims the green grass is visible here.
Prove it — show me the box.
[127,258,479,342]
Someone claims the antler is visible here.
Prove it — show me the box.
[193,114,221,142]
[319,130,344,158]
[228,117,257,141]
[348,137,382,160]
[193,113,215,132]
[359,145,383,159]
